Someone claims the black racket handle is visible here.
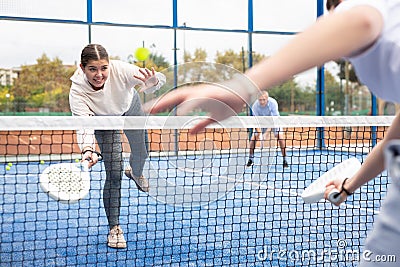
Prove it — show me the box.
[328,189,341,204]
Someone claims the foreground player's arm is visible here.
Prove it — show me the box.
[146,5,383,133]
[325,113,400,205]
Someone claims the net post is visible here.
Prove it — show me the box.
[316,66,325,149]
[173,4,179,156]
[86,0,92,43]
[371,94,378,147]
[316,0,325,149]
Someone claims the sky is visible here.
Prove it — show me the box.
[0,0,328,85]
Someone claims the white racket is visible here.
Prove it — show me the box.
[40,160,91,204]
[301,157,361,204]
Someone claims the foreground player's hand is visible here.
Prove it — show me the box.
[324,179,347,206]
[143,83,249,134]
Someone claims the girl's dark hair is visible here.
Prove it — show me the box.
[80,44,109,67]
[326,0,341,10]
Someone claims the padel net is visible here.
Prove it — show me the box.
[0,115,391,266]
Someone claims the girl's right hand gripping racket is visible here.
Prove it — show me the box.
[40,160,91,204]
[301,157,361,204]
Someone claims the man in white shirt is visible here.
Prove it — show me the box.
[246,91,288,168]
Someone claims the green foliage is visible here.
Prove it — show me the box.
[215,49,313,113]
[6,49,358,116]
[132,52,169,71]
[215,49,265,72]
[149,53,169,70]
[269,79,315,113]
[11,54,75,112]
[335,59,359,83]
[0,85,12,112]
[324,70,343,115]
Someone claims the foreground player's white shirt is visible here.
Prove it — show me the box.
[69,60,166,149]
[336,1,400,266]
[337,0,400,103]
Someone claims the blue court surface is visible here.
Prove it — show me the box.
[0,149,386,266]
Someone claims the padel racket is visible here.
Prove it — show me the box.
[384,139,400,183]
[301,157,361,204]
[40,160,91,204]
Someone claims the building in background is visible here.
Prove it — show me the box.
[0,68,20,86]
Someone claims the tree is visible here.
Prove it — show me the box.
[11,54,75,112]
[215,49,311,114]
[147,53,169,70]
[335,59,359,83]
[0,85,12,113]
[181,48,208,64]
[334,59,363,114]
[130,53,169,72]
[268,79,314,113]
[215,48,265,72]
[146,48,212,101]
[8,49,345,116]
[324,70,343,115]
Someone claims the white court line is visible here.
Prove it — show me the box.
[176,165,380,215]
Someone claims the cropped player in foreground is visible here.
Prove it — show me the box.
[145,0,400,264]
[70,44,166,248]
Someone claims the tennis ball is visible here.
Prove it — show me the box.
[135,47,150,61]
[7,162,12,167]
[40,160,45,164]
[75,158,80,163]
[5,166,10,171]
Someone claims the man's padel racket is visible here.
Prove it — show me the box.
[301,157,361,204]
[40,160,91,204]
